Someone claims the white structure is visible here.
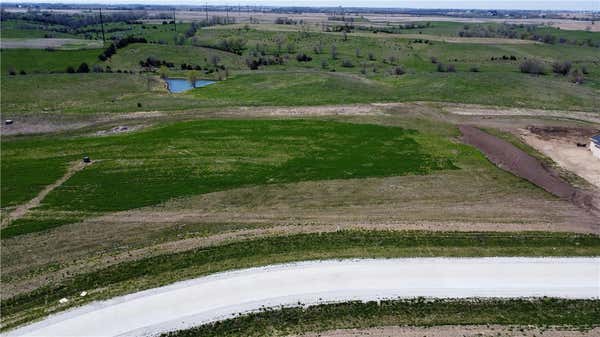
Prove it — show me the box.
[591,135,600,159]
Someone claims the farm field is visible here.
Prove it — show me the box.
[1,5,599,337]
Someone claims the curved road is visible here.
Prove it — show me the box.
[7,258,600,337]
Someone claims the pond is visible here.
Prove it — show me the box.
[165,78,215,93]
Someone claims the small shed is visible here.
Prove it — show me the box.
[590,135,600,159]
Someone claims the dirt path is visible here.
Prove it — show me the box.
[459,125,599,218]
[6,258,598,337]
[445,105,600,124]
[1,161,88,228]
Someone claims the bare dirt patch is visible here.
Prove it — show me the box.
[0,38,103,49]
[293,326,600,337]
[520,126,600,188]
[445,104,600,124]
[460,125,599,218]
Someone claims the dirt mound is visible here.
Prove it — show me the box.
[459,125,598,217]
[527,125,599,142]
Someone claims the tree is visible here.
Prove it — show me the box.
[331,44,338,59]
[66,66,76,73]
[187,70,200,87]
[77,62,90,73]
[158,65,169,79]
[552,61,571,76]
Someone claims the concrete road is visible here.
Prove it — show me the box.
[6,257,599,337]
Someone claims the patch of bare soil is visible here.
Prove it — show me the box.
[460,125,599,218]
[445,104,600,124]
[520,126,600,188]
[292,326,600,337]
[1,161,89,228]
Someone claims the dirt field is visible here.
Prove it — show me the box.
[444,104,600,124]
[0,38,103,49]
[520,126,600,188]
[460,125,599,217]
[293,326,600,337]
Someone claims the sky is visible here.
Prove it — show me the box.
[6,1,600,11]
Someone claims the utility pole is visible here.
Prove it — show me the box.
[205,2,209,21]
[99,7,106,43]
[172,8,177,32]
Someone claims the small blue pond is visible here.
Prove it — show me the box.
[165,78,215,93]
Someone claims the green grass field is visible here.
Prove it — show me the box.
[1,49,104,74]
[3,230,599,330]
[2,119,466,236]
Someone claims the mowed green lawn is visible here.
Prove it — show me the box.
[1,119,471,237]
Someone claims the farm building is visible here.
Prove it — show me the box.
[591,135,600,159]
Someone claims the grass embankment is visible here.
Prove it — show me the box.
[1,120,465,237]
[2,230,599,330]
[164,298,600,337]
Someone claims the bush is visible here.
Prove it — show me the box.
[296,53,312,62]
[436,63,447,72]
[469,66,480,72]
[571,68,584,84]
[217,37,247,55]
[520,59,546,75]
[66,66,75,73]
[368,52,376,61]
[77,62,90,73]
[19,70,27,75]
[446,64,456,72]
[430,56,438,64]
[392,66,405,75]
[341,59,354,68]
[8,67,16,76]
[552,61,571,76]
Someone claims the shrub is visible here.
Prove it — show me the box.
[430,56,438,64]
[552,61,571,76]
[137,102,142,108]
[296,53,312,62]
[437,63,447,72]
[368,52,376,61]
[19,70,27,75]
[520,59,546,75]
[77,62,90,73]
[8,67,16,76]
[446,64,456,72]
[66,66,75,73]
[571,68,584,84]
[341,59,354,67]
[469,66,480,72]
[392,66,405,75]
[218,37,247,55]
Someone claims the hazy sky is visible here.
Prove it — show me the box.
[7,1,600,11]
